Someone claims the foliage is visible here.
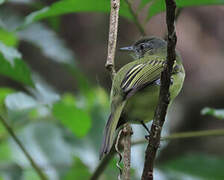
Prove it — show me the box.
[140,0,224,20]
[62,157,91,180]
[201,107,224,120]
[23,0,224,26]
[52,94,91,137]
[24,0,133,26]
[0,0,223,179]
[0,44,33,86]
[160,154,224,180]
[0,28,18,46]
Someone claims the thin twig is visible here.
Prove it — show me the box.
[105,0,132,179]
[105,0,120,79]
[124,0,146,36]
[0,115,48,180]
[132,129,224,146]
[90,146,116,180]
[91,128,224,179]
[141,0,177,179]
[122,123,132,180]
[115,129,123,180]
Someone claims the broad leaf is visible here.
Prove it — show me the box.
[24,0,133,26]
[0,142,12,161]
[23,170,40,180]
[160,154,224,180]
[63,157,91,180]
[139,0,153,10]
[0,42,21,65]
[0,29,18,47]
[53,94,91,137]
[0,43,33,86]
[0,88,15,105]
[146,0,224,20]
[0,87,15,114]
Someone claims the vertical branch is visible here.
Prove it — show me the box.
[0,115,48,180]
[105,0,120,79]
[141,0,177,180]
[105,0,132,179]
[122,123,132,180]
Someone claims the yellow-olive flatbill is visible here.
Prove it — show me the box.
[100,37,185,159]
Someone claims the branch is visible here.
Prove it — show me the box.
[105,0,120,79]
[0,115,48,180]
[90,146,116,180]
[91,128,224,179]
[122,123,132,180]
[132,129,224,145]
[105,0,131,179]
[141,0,177,179]
[124,0,146,36]
[91,127,131,180]
[163,7,182,40]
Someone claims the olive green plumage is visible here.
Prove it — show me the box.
[100,37,185,159]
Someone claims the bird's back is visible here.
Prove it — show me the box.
[111,50,185,124]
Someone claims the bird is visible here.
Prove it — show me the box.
[99,37,185,159]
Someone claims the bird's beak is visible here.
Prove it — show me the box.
[119,46,134,51]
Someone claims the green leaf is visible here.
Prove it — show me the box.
[201,107,224,120]
[160,154,224,180]
[24,0,133,26]
[139,0,153,10]
[147,0,224,20]
[147,0,165,20]
[47,16,61,32]
[0,142,12,161]
[0,88,15,105]
[0,43,33,86]
[0,88,15,114]
[63,157,91,180]
[23,170,40,180]
[53,94,91,137]
[0,29,18,47]
[0,42,21,65]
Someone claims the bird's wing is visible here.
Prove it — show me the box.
[120,58,166,98]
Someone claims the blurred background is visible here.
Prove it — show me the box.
[0,0,224,179]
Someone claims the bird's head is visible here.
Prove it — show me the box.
[120,37,167,58]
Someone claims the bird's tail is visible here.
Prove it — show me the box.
[99,102,125,159]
